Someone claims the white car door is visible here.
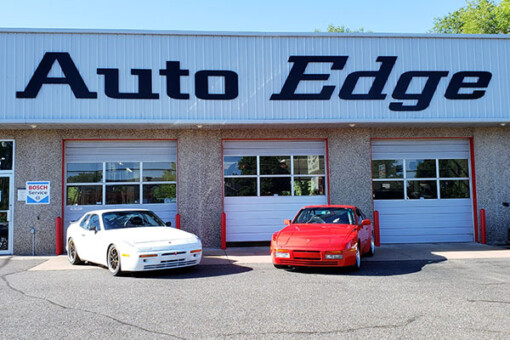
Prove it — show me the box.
[81,214,104,265]
[73,214,92,261]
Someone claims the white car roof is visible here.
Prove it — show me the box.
[82,208,152,216]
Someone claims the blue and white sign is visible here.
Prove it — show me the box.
[26,181,50,204]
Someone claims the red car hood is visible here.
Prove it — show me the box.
[275,224,356,249]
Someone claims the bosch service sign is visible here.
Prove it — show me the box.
[26,181,50,205]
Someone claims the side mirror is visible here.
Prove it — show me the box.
[361,219,371,226]
[284,219,291,226]
[89,225,98,232]
[165,221,172,227]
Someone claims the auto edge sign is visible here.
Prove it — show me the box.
[26,181,50,205]
[16,52,492,112]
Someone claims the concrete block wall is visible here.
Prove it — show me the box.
[2,126,509,254]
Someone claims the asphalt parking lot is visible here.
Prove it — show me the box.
[1,244,510,339]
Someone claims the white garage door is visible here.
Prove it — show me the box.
[224,140,328,242]
[372,139,474,243]
[64,141,177,230]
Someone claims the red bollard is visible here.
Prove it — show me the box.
[221,212,226,250]
[175,214,181,229]
[374,210,380,247]
[480,209,487,244]
[55,216,62,255]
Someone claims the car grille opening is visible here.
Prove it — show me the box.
[162,251,187,256]
[143,259,198,270]
[279,259,338,267]
[292,250,321,260]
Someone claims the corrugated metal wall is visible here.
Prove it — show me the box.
[1,31,509,124]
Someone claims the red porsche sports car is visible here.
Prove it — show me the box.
[271,205,375,270]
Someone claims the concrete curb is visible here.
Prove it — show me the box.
[7,243,509,271]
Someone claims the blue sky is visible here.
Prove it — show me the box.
[0,0,469,33]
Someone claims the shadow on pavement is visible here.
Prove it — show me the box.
[128,257,253,279]
[281,253,447,277]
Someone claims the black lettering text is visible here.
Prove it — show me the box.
[390,71,448,111]
[16,52,96,99]
[270,56,348,100]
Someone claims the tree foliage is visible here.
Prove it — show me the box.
[432,0,510,34]
[315,24,370,33]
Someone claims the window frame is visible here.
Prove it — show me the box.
[65,161,177,206]
[224,154,327,197]
[372,158,471,201]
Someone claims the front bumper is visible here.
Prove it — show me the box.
[272,248,357,267]
[120,247,202,272]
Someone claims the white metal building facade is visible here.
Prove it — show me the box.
[1,29,509,254]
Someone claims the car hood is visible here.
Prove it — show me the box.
[275,224,356,248]
[106,227,200,249]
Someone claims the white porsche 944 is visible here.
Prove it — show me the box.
[66,209,202,276]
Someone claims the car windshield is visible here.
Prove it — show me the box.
[293,207,356,225]
[102,211,166,230]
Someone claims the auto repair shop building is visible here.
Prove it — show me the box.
[1,28,509,255]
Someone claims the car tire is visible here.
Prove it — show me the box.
[67,239,83,265]
[366,232,375,257]
[273,264,287,269]
[351,241,361,271]
[107,245,122,276]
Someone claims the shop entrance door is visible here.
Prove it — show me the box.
[0,175,13,254]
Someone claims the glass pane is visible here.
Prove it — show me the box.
[143,162,176,182]
[223,156,257,176]
[294,156,325,175]
[294,176,325,196]
[406,159,436,178]
[372,160,403,179]
[67,186,102,206]
[439,159,469,178]
[373,181,404,200]
[440,180,470,199]
[260,177,291,196]
[143,184,176,203]
[224,178,257,197]
[0,212,8,250]
[106,162,140,182]
[106,185,140,204]
[0,141,13,171]
[67,163,103,183]
[260,156,291,175]
[0,177,9,210]
[406,180,438,199]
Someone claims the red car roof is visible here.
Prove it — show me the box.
[300,204,357,210]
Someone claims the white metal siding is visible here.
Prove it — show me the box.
[64,141,177,230]
[372,139,474,243]
[224,140,328,242]
[1,32,510,124]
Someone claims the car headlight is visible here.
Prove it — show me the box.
[324,250,343,259]
[274,249,290,258]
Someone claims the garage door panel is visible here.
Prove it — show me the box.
[381,227,474,236]
[372,139,474,244]
[227,232,276,242]
[64,141,178,233]
[224,140,327,242]
[380,214,472,225]
[382,234,474,244]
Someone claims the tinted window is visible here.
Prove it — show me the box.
[88,215,100,230]
[102,211,165,230]
[294,208,355,225]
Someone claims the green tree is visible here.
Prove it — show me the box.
[432,0,510,34]
[315,24,370,33]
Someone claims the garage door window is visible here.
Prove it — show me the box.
[372,158,470,200]
[66,161,177,205]
[224,155,325,197]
